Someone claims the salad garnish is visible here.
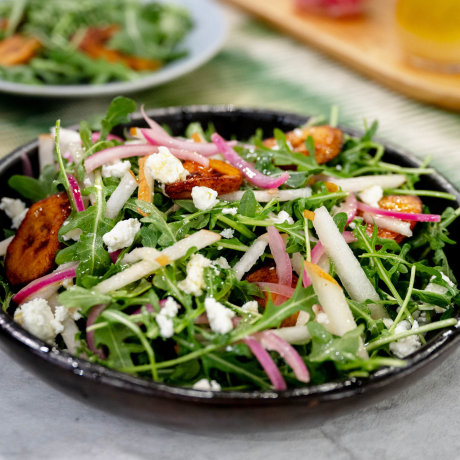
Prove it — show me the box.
[1,97,459,391]
[0,0,193,85]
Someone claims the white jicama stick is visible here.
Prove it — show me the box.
[362,213,413,237]
[122,247,160,264]
[328,174,406,192]
[0,235,13,256]
[313,206,388,319]
[38,134,54,171]
[304,262,368,359]
[105,170,138,219]
[220,187,312,202]
[290,252,304,277]
[272,326,311,345]
[95,230,221,293]
[233,234,268,281]
[61,316,80,355]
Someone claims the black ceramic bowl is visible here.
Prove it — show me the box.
[0,106,459,427]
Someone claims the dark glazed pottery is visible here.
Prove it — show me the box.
[0,106,459,428]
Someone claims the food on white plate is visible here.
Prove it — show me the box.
[1,97,458,391]
[0,0,193,85]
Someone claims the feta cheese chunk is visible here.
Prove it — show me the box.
[178,254,211,296]
[14,298,64,344]
[0,197,28,229]
[222,207,237,215]
[205,297,235,334]
[102,160,131,179]
[389,320,422,358]
[270,210,294,225]
[156,297,180,338]
[358,185,383,208]
[424,272,455,313]
[192,378,221,391]
[214,257,230,270]
[102,218,141,253]
[241,300,259,315]
[220,228,234,239]
[145,146,188,184]
[192,186,219,211]
[62,228,82,242]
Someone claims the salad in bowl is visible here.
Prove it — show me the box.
[0,97,458,393]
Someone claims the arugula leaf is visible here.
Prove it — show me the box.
[308,322,363,363]
[8,164,59,201]
[99,96,136,141]
[57,286,112,316]
[238,190,257,217]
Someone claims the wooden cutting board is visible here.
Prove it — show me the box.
[221,0,460,111]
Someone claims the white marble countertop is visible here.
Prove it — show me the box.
[1,345,459,459]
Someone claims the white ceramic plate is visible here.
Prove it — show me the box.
[0,0,226,98]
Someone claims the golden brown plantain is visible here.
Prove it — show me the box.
[78,26,161,71]
[164,159,243,199]
[0,35,41,66]
[245,265,299,327]
[363,194,423,243]
[5,193,71,286]
[263,125,344,165]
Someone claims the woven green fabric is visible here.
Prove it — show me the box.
[1,9,459,185]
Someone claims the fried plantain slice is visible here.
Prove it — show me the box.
[78,26,161,71]
[245,265,299,327]
[164,159,243,199]
[6,193,71,286]
[263,125,344,165]
[0,35,41,66]
[363,194,423,243]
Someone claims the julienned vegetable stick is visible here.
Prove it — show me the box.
[312,206,388,319]
[137,156,153,216]
[233,235,268,281]
[0,235,13,257]
[328,174,406,192]
[105,170,138,219]
[95,230,221,293]
[38,134,54,171]
[220,187,312,202]
[304,262,368,359]
[272,326,311,345]
[362,213,413,237]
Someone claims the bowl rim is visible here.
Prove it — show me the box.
[0,104,459,406]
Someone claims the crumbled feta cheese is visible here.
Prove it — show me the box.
[145,146,189,184]
[178,254,211,296]
[62,228,82,242]
[358,185,383,208]
[271,210,294,225]
[424,272,454,313]
[14,298,65,344]
[193,378,221,391]
[214,257,230,270]
[389,320,422,358]
[335,164,342,171]
[156,297,180,338]
[192,186,219,211]
[102,218,141,252]
[0,197,28,229]
[220,228,234,239]
[205,297,235,334]
[241,300,259,315]
[222,207,237,215]
[102,160,131,179]
[348,222,356,229]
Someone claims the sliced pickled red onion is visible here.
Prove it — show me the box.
[84,144,158,173]
[211,133,289,189]
[357,202,441,222]
[334,192,357,224]
[257,330,310,383]
[13,262,78,305]
[91,132,123,143]
[87,304,107,359]
[67,174,85,212]
[267,226,292,287]
[242,336,287,390]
